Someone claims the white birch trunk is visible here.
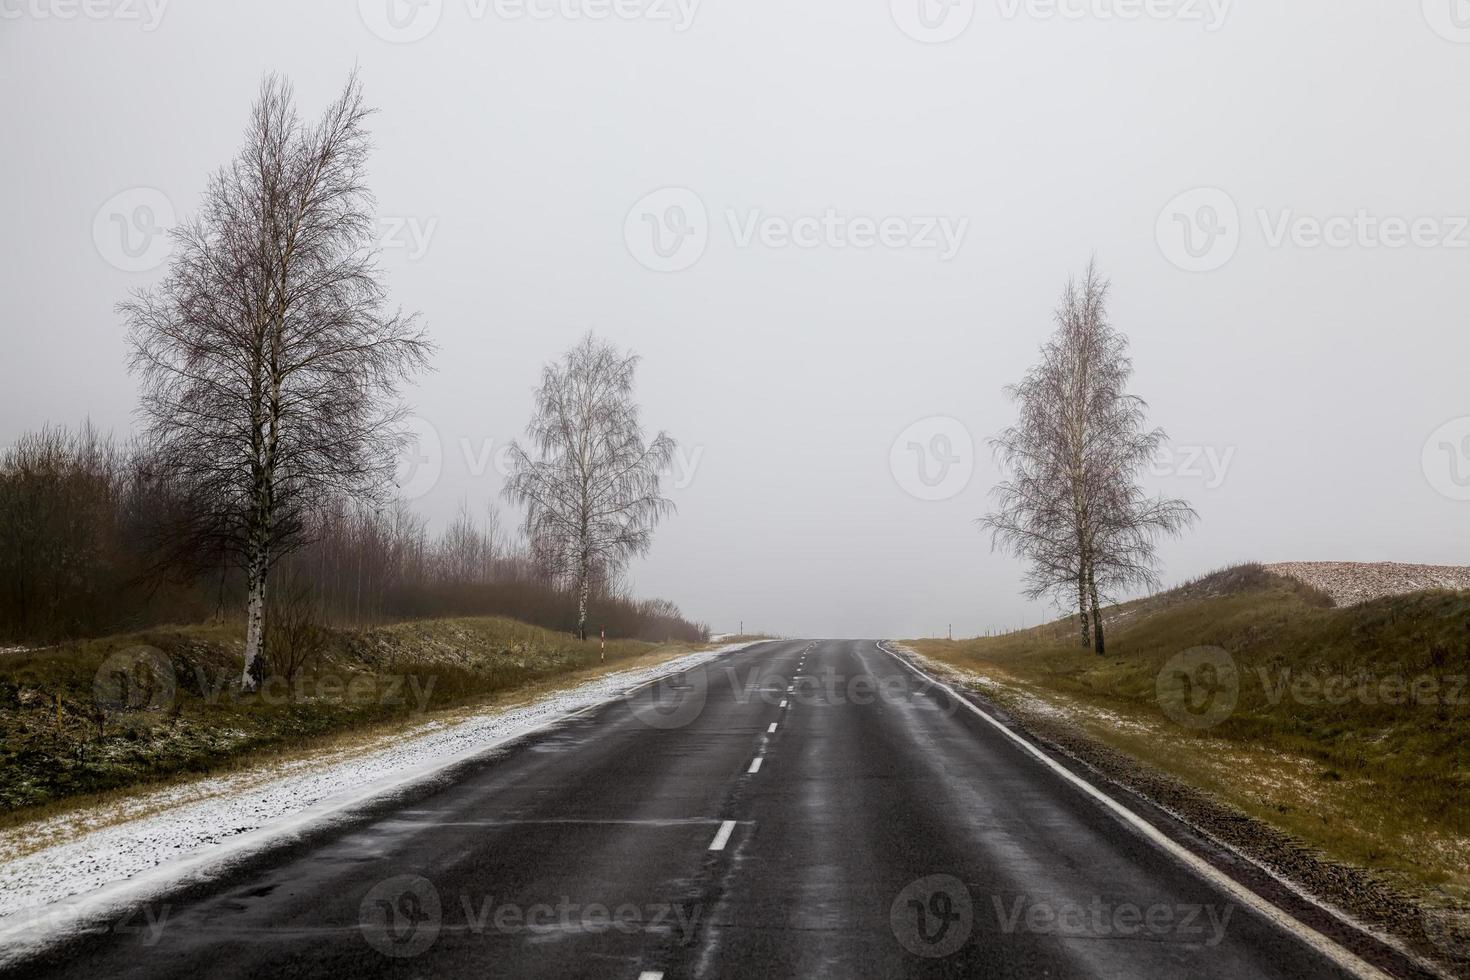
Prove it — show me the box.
[577,565,590,641]
[241,562,267,690]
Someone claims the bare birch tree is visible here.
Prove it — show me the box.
[503,334,677,640]
[982,262,1195,654]
[124,72,431,689]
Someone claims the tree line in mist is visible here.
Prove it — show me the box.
[1,71,694,665]
[0,424,703,646]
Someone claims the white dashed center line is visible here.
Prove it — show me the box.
[709,820,736,851]
[748,757,763,774]
[637,972,664,980]
[767,722,777,733]
[780,699,788,708]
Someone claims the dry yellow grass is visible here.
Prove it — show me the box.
[910,565,1470,907]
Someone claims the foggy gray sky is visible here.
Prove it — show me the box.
[4,1,1469,639]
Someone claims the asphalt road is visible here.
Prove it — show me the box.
[2,640,1427,979]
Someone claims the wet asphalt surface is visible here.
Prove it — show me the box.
[2,640,1423,979]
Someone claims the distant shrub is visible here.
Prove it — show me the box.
[0,425,706,646]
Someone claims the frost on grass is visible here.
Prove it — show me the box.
[0,642,753,925]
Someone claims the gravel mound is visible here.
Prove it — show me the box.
[1266,561,1470,607]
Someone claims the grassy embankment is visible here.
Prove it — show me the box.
[910,565,1470,906]
[0,618,739,828]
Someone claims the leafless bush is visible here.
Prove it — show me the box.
[265,571,330,684]
[0,424,219,642]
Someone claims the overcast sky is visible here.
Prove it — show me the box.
[3,1,1469,638]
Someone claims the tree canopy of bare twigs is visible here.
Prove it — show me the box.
[502,333,677,640]
[981,262,1196,654]
[123,71,432,689]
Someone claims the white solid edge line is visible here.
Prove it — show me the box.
[748,757,763,774]
[0,641,768,955]
[876,642,1391,980]
[709,820,737,851]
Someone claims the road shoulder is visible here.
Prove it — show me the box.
[0,640,765,959]
[883,641,1460,980]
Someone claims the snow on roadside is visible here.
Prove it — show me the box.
[889,642,1064,719]
[0,641,759,939]
[891,642,1137,731]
